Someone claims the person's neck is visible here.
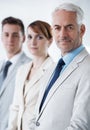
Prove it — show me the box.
[32,54,49,69]
[6,51,21,59]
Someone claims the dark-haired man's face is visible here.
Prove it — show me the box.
[1,24,25,58]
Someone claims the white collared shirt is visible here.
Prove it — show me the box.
[5,51,24,73]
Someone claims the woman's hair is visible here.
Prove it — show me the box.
[28,20,52,40]
[52,3,84,25]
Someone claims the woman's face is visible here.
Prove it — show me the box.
[27,27,51,57]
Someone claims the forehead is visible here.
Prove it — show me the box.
[28,26,42,34]
[52,10,77,26]
[2,24,21,33]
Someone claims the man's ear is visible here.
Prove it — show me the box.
[22,35,26,43]
[80,24,85,37]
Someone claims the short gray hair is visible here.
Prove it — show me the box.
[52,3,84,25]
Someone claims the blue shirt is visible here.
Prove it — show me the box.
[61,45,85,73]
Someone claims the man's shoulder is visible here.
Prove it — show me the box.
[18,52,31,62]
[0,59,4,70]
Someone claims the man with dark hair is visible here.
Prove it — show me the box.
[0,16,31,130]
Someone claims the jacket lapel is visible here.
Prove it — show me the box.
[19,62,33,95]
[37,64,56,109]
[24,67,45,97]
[0,52,30,96]
[24,57,53,97]
[0,60,4,73]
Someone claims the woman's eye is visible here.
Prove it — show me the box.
[37,35,44,40]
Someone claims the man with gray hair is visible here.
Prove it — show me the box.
[30,3,90,130]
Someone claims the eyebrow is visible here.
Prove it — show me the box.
[53,25,59,27]
[53,24,74,27]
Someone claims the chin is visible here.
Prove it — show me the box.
[31,52,38,55]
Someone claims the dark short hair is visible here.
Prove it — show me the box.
[28,20,52,40]
[2,16,25,35]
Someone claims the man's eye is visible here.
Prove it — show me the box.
[4,33,9,37]
[67,26,74,31]
[5,34,9,37]
[28,35,32,39]
[54,26,60,31]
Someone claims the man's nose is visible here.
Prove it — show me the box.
[59,27,68,37]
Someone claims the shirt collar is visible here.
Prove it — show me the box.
[5,51,23,64]
[63,45,85,65]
